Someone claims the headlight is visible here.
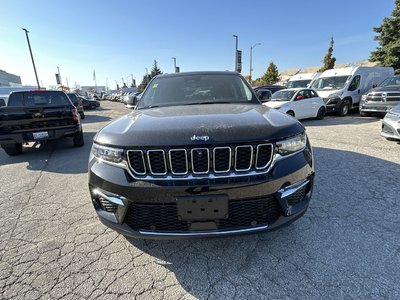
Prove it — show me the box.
[385,112,400,120]
[92,143,124,163]
[361,95,367,101]
[276,134,307,156]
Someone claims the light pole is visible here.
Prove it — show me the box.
[233,35,238,72]
[172,57,177,73]
[145,68,148,76]
[57,66,62,85]
[22,28,40,89]
[249,43,261,85]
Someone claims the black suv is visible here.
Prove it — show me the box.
[88,72,314,239]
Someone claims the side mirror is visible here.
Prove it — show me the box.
[296,95,304,100]
[256,90,262,99]
[0,99,5,107]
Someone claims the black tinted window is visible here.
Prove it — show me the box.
[8,92,70,106]
[67,94,78,103]
[348,75,361,91]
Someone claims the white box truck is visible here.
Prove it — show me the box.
[286,72,321,88]
[310,66,394,116]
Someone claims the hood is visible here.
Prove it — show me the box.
[315,89,343,99]
[264,100,289,109]
[95,104,304,147]
[368,85,400,93]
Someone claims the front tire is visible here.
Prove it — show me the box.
[89,104,96,110]
[73,130,84,147]
[316,107,326,120]
[339,100,350,116]
[80,112,85,119]
[2,143,23,156]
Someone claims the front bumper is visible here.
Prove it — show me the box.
[88,147,314,239]
[360,103,395,115]
[381,117,400,140]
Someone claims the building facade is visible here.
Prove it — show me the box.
[0,69,22,87]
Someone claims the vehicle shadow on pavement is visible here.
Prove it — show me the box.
[302,115,380,127]
[0,132,96,174]
[124,147,400,299]
[81,114,112,124]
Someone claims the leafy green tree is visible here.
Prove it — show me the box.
[319,37,336,72]
[370,0,400,72]
[258,61,280,84]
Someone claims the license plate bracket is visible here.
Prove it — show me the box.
[32,131,49,140]
[176,194,228,221]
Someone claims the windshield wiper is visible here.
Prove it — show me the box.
[182,101,238,106]
[137,105,160,110]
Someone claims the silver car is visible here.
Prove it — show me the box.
[381,104,400,141]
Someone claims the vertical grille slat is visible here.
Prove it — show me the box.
[213,147,232,173]
[235,146,253,171]
[126,143,274,177]
[191,148,210,174]
[169,149,188,175]
[127,150,146,175]
[147,150,167,175]
[255,144,273,169]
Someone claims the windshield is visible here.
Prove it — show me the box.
[311,76,350,90]
[8,91,71,107]
[271,90,296,101]
[137,74,256,108]
[286,80,311,88]
[379,75,400,86]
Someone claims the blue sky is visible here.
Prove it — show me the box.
[0,0,395,88]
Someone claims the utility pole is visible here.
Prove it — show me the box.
[233,35,238,72]
[172,57,177,73]
[22,28,40,89]
[57,66,62,85]
[249,43,261,85]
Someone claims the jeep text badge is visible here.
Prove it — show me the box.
[190,135,209,142]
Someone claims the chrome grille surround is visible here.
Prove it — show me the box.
[126,150,146,175]
[168,149,188,175]
[234,145,253,172]
[146,150,167,175]
[126,142,274,180]
[191,148,210,175]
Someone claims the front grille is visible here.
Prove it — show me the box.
[366,92,400,102]
[126,143,274,178]
[124,196,282,232]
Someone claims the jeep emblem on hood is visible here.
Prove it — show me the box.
[190,135,209,141]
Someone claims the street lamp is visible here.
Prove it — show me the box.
[249,43,261,85]
[22,28,40,89]
[233,35,238,72]
[145,67,148,76]
[172,57,177,73]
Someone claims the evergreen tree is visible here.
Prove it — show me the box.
[150,60,162,78]
[370,0,400,72]
[260,61,280,84]
[138,75,151,92]
[319,37,336,72]
[138,60,163,91]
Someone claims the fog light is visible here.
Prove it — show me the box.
[92,188,126,206]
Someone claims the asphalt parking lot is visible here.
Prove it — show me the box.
[1,101,399,299]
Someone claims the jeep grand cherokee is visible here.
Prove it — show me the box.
[88,71,314,239]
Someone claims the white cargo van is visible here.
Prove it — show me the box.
[311,66,394,116]
[286,72,321,88]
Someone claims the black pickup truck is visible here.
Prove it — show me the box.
[0,90,84,156]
